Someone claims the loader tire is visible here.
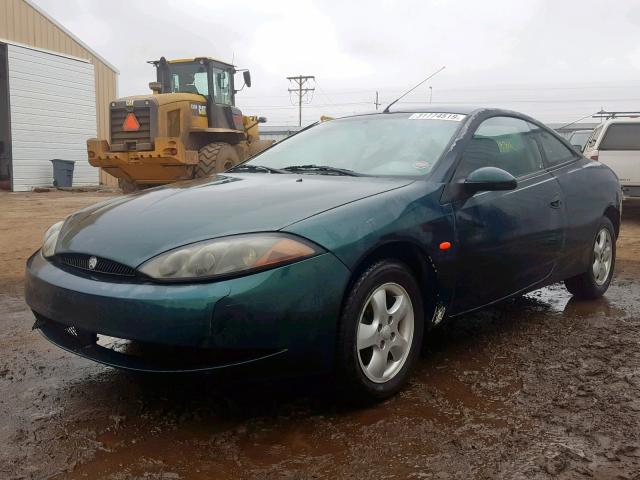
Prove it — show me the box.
[195,142,240,178]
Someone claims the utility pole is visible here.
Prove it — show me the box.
[375,91,381,110]
[287,75,315,127]
[429,86,433,103]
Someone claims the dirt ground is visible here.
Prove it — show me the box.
[1,190,640,480]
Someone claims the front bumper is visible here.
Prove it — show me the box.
[25,251,351,373]
[87,138,198,184]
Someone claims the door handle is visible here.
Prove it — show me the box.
[550,197,562,209]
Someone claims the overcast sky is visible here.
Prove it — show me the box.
[33,0,640,126]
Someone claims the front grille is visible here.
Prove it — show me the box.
[110,105,153,151]
[56,253,137,277]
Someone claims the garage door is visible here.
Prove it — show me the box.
[7,43,98,191]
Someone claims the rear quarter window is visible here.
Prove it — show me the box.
[530,125,577,167]
[599,124,640,150]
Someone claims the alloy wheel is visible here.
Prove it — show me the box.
[356,282,415,383]
[593,227,613,286]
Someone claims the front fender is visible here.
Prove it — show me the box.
[283,181,457,303]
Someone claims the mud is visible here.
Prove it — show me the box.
[1,190,640,480]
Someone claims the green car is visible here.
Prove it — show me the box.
[25,107,621,400]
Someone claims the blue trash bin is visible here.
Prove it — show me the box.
[51,159,75,188]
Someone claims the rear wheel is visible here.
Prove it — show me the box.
[564,217,616,299]
[336,260,424,402]
[195,142,240,178]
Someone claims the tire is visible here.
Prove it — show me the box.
[195,142,240,178]
[564,217,616,300]
[336,260,425,402]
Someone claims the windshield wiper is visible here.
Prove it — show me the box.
[228,164,286,174]
[282,164,362,176]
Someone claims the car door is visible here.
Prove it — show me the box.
[448,116,565,313]
[531,123,615,280]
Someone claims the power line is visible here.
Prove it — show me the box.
[287,75,315,127]
[238,83,640,100]
[238,101,371,109]
[314,79,339,115]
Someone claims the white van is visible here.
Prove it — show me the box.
[583,118,640,197]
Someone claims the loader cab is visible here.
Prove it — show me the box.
[153,57,249,131]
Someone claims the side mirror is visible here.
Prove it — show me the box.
[464,166,517,193]
[243,70,252,88]
[571,144,583,153]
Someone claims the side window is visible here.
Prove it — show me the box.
[456,116,544,179]
[530,124,577,167]
[193,71,209,95]
[171,74,180,92]
[212,68,232,105]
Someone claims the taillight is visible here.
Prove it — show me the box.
[590,154,599,161]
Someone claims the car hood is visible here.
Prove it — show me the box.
[56,174,414,267]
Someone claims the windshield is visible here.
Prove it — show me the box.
[569,131,591,148]
[167,62,209,96]
[245,113,465,176]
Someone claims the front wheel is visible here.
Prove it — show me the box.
[564,217,616,299]
[336,260,424,402]
[195,142,241,178]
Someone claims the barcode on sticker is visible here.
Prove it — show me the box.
[408,113,466,121]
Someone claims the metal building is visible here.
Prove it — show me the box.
[259,125,302,143]
[0,0,118,191]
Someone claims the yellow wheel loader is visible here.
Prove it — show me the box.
[87,57,274,192]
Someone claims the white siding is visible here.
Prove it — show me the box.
[7,43,98,191]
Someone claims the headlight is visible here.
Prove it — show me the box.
[42,220,64,258]
[138,233,322,281]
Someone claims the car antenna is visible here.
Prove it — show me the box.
[382,66,446,113]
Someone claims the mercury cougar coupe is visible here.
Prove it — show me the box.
[25,106,621,400]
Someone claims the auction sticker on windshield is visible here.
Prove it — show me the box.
[409,113,466,121]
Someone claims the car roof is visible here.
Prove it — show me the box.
[387,104,483,115]
[341,104,542,117]
[336,105,547,124]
